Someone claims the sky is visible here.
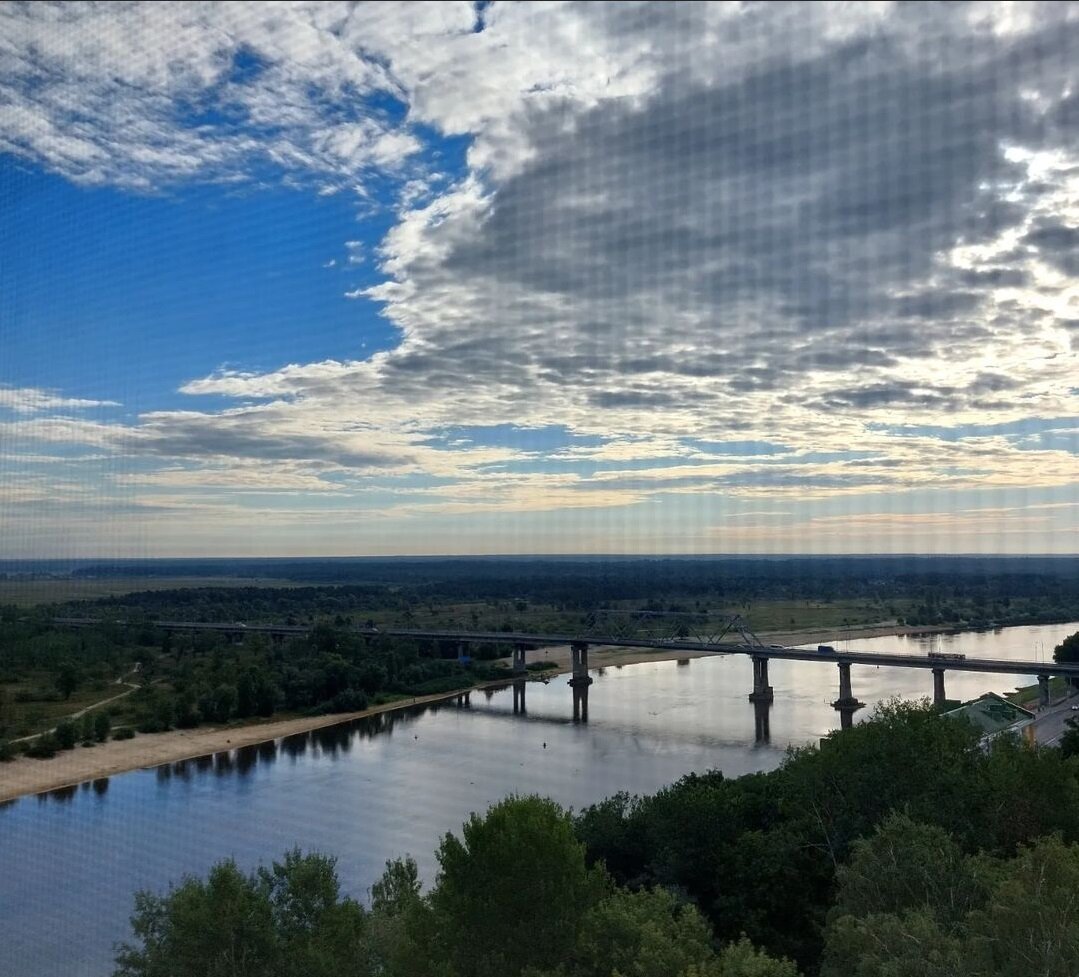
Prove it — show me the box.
[0,0,1076,558]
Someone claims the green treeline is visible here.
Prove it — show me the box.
[0,618,518,749]
[114,701,1079,977]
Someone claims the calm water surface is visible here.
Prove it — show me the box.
[2,621,1076,977]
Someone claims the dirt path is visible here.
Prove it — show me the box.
[11,666,143,743]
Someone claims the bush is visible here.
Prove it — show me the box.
[94,710,111,742]
[25,734,59,758]
[55,719,78,750]
[113,727,135,740]
[330,688,368,712]
[0,739,14,762]
[407,675,472,696]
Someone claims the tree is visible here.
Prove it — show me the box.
[211,684,237,724]
[113,851,370,977]
[963,835,1079,977]
[94,710,111,742]
[367,858,431,977]
[1061,718,1079,759]
[829,814,987,927]
[707,937,802,977]
[430,795,608,977]
[254,674,278,717]
[56,661,80,700]
[1054,630,1079,665]
[821,910,963,977]
[370,857,422,916]
[570,886,716,977]
[236,669,258,719]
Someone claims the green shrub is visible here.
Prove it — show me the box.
[55,719,78,750]
[0,739,14,762]
[113,727,135,741]
[25,734,59,758]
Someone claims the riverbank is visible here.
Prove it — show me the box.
[0,621,1025,803]
[0,642,716,802]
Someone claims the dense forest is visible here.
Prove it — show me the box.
[112,701,1079,977]
[5,555,1079,624]
[0,615,523,756]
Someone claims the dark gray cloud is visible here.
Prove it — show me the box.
[429,12,1077,407]
[134,414,408,469]
[1024,219,1079,275]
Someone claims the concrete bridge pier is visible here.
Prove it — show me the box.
[569,642,593,688]
[1039,673,1052,707]
[832,661,865,711]
[933,668,947,706]
[512,680,526,715]
[753,699,772,744]
[572,681,589,723]
[512,644,528,675]
[748,655,774,703]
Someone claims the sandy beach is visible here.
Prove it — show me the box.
[0,623,941,803]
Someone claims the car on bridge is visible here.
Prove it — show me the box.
[817,645,836,654]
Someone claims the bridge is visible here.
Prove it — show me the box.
[52,617,1074,723]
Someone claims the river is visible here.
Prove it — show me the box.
[1,620,1076,977]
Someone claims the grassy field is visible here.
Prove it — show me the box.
[0,670,138,740]
[0,576,303,607]
[1008,675,1075,707]
[384,597,910,637]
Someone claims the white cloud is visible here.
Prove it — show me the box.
[2,2,1078,552]
[0,386,119,414]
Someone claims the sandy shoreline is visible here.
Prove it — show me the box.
[0,622,950,803]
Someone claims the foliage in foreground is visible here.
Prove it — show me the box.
[114,701,1079,977]
[114,797,797,977]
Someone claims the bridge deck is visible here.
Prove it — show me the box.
[51,618,1076,677]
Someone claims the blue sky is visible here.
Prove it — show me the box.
[0,2,1076,557]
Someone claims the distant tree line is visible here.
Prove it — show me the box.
[56,555,1079,617]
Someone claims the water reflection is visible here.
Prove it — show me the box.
[572,682,589,723]
[42,784,77,804]
[235,744,260,776]
[753,700,771,744]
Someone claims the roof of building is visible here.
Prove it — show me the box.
[944,692,1036,736]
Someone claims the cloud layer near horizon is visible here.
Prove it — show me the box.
[1,1,1077,556]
